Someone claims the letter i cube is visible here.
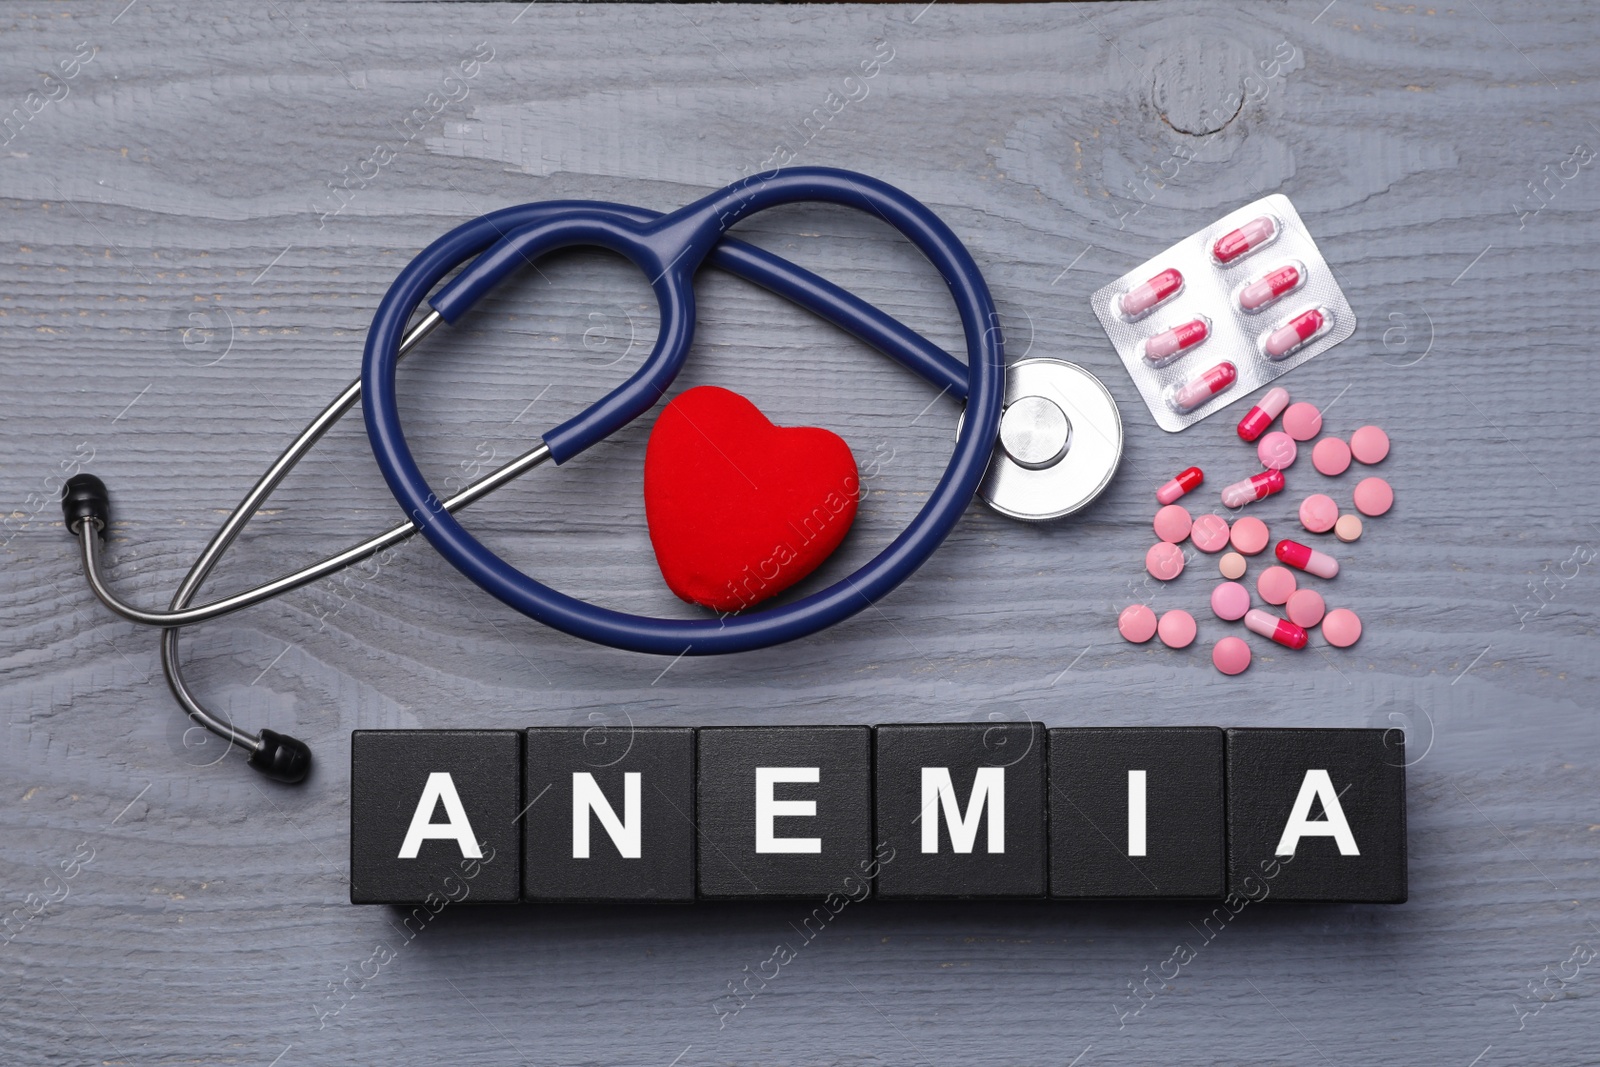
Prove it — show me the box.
[1048,728,1225,899]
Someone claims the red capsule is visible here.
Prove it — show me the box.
[1245,608,1309,650]
[1275,539,1340,579]
[1171,361,1237,413]
[1213,215,1278,264]
[1264,308,1326,359]
[1120,268,1184,319]
[1156,466,1204,505]
[1143,317,1210,365]
[1236,386,1290,442]
[1220,469,1285,509]
[1239,262,1304,311]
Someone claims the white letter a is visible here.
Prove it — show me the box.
[1275,769,1359,857]
[398,772,483,859]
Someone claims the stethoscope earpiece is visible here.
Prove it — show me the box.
[249,729,314,784]
[62,472,110,538]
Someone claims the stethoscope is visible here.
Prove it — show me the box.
[61,167,1122,783]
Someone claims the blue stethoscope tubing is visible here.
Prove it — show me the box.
[362,167,1005,656]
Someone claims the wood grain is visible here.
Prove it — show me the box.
[2,1,1599,1064]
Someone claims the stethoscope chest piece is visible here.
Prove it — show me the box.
[970,358,1122,522]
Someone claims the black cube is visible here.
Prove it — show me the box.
[874,722,1046,898]
[522,726,695,901]
[695,726,872,899]
[350,730,521,904]
[1225,728,1407,903]
[1048,727,1225,899]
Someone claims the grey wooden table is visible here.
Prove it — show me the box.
[3,1,1598,1064]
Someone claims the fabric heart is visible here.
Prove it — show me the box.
[643,386,859,612]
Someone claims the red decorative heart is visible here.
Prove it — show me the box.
[644,386,859,612]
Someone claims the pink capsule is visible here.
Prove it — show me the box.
[1213,215,1278,264]
[1220,469,1285,509]
[1245,608,1309,650]
[1239,262,1304,311]
[1236,386,1290,443]
[1171,361,1237,413]
[1275,538,1340,579]
[1143,317,1210,365]
[1264,308,1326,359]
[1156,466,1204,506]
[1120,268,1184,319]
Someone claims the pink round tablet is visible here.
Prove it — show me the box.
[1322,607,1362,647]
[1312,436,1351,476]
[1146,541,1186,580]
[1157,609,1197,649]
[1211,581,1251,621]
[1229,516,1270,555]
[1190,513,1231,553]
[1118,603,1158,643]
[1153,504,1193,544]
[1212,636,1252,675]
[1282,401,1323,441]
[1286,588,1326,628]
[1257,430,1298,471]
[1257,565,1297,605]
[1299,493,1339,534]
[1353,476,1394,516]
[1350,425,1390,465]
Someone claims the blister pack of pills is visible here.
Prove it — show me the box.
[1091,195,1355,433]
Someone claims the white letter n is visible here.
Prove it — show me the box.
[572,772,641,859]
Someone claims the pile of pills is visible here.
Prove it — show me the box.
[1118,387,1393,675]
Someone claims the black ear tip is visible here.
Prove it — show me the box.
[62,473,111,538]
[250,729,313,784]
